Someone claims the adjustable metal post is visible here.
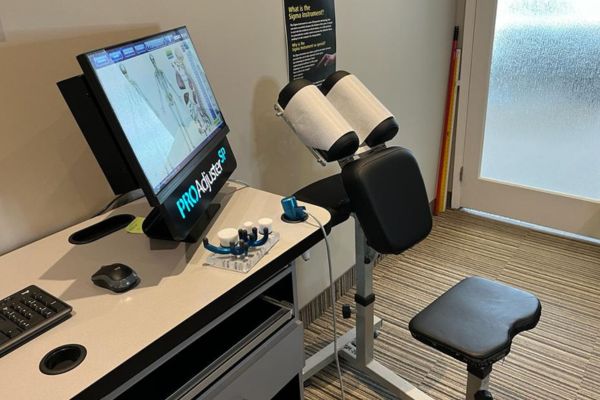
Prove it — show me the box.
[353,218,375,365]
[303,218,433,400]
[467,366,493,400]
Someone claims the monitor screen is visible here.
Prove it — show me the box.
[84,27,225,195]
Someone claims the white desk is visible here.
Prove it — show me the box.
[0,183,330,399]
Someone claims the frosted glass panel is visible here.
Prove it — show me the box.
[481,0,600,200]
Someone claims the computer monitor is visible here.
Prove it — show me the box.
[64,27,237,242]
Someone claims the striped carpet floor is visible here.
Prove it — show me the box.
[303,209,600,399]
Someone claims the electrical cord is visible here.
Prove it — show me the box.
[306,211,346,400]
[94,193,127,217]
[94,189,145,217]
[228,178,250,188]
[220,179,251,198]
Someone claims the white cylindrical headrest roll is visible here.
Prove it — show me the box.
[277,79,359,162]
[322,71,398,147]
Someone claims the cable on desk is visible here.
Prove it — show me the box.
[221,179,251,197]
[306,211,346,400]
[94,190,145,217]
[94,193,127,217]
[228,178,250,188]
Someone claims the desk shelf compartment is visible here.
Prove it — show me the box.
[116,277,295,399]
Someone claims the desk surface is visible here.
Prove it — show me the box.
[0,184,329,399]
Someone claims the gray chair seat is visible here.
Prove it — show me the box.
[409,276,541,369]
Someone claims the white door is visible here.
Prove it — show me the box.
[457,0,600,239]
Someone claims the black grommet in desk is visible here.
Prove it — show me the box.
[40,344,87,375]
[68,214,135,245]
[281,213,308,224]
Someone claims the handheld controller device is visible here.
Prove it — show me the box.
[281,196,308,223]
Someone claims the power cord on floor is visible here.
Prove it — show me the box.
[306,211,346,400]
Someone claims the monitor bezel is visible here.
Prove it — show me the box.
[76,26,230,207]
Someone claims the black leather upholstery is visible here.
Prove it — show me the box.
[294,175,352,228]
[341,147,432,254]
[409,277,542,368]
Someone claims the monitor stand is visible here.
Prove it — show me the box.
[142,204,221,243]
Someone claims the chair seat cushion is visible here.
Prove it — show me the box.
[294,174,352,227]
[409,276,541,368]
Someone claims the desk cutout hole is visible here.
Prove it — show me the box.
[40,344,87,375]
[69,214,135,245]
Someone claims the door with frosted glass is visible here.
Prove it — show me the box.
[460,0,600,239]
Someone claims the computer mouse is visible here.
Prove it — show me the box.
[91,263,140,293]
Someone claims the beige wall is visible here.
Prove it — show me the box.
[0,1,455,306]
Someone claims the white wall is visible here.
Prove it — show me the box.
[0,1,455,307]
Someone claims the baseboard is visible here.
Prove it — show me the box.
[430,193,455,213]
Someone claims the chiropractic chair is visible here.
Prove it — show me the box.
[278,72,541,400]
[295,147,541,400]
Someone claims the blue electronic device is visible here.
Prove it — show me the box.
[281,196,308,222]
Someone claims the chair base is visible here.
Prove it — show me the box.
[304,316,497,400]
[304,316,432,400]
[303,316,383,381]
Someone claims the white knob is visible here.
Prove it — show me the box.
[217,228,238,247]
[258,218,273,234]
[242,221,254,230]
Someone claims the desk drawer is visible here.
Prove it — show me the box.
[116,294,295,399]
[195,321,303,400]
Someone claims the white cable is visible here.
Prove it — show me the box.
[306,211,346,400]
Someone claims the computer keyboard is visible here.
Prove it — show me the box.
[0,285,72,357]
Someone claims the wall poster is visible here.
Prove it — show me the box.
[283,0,336,85]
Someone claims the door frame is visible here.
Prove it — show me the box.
[450,0,477,210]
